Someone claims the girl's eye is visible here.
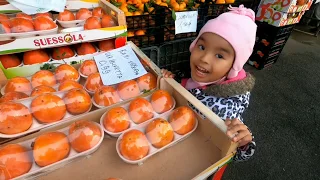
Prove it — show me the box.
[198,45,205,50]
[216,54,224,59]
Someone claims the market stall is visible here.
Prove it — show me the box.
[0,0,240,179]
[0,0,314,179]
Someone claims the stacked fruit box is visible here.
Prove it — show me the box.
[0,41,238,180]
[248,21,295,69]
[0,0,127,80]
[256,0,313,27]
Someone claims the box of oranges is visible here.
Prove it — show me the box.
[0,78,237,180]
[0,42,236,179]
[0,0,127,55]
[0,42,160,139]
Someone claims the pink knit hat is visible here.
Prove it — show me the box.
[189,5,257,79]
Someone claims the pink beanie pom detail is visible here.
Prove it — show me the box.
[189,5,257,79]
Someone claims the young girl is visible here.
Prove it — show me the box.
[162,5,257,162]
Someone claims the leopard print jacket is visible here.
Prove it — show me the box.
[182,73,256,162]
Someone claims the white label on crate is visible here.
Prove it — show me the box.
[175,11,198,35]
[94,45,147,86]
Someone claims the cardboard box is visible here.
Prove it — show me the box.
[0,0,128,79]
[256,7,304,27]
[259,0,313,13]
[0,0,127,55]
[0,42,237,180]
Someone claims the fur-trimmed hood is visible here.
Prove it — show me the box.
[202,73,255,97]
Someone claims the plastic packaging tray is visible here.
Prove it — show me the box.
[0,90,92,138]
[1,68,81,96]
[92,83,157,109]
[56,9,94,28]
[0,26,58,41]
[100,94,176,137]
[10,121,104,180]
[116,109,198,165]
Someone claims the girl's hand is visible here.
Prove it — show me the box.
[225,118,253,147]
[161,69,175,78]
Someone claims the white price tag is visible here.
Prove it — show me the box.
[175,11,198,35]
[94,44,147,86]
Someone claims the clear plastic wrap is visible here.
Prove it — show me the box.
[1,64,81,97]
[100,90,176,137]
[56,7,116,29]
[0,120,103,179]
[78,59,98,78]
[0,89,92,138]
[0,12,57,38]
[116,106,198,164]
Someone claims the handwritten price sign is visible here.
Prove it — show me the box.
[94,44,147,85]
[175,11,198,35]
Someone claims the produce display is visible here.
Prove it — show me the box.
[56,7,117,29]
[0,0,211,177]
[0,120,103,179]
[0,12,57,34]
[116,105,197,163]
[0,88,92,138]
[1,64,81,96]
[91,72,157,107]
[100,89,176,136]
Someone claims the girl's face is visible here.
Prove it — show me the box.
[190,32,235,83]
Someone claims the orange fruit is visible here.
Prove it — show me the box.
[101,15,116,28]
[69,120,102,152]
[23,49,50,65]
[76,42,97,56]
[31,94,66,123]
[10,18,34,33]
[128,97,154,124]
[0,14,9,21]
[117,80,140,100]
[31,70,56,88]
[135,30,146,36]
[98,39,115,51]
[0,91,28,103]
[146,118,174,148]
[63,88,91,115]
[127,31,134,37]
[169,106,196,135]
[33,16,56,30]
[0,54,22,69]
[54,64,79,83]
[58,80,83,91]
[84,16,101,30]
[93,86,120,106]
[92,7,106,17]
[76,8,92,20]
[85,72,103,93]
[150,90,174,114]
[136,72,157,91]
[15,13,32,20]
[33,132,70,167]
[4,77,32,93]
[57,10,75,21]
[103,107,130,133]
[0,144,32,179]
[30,85,56,97]
[35,12,52,19]
[79,59,98,76]
[0,102,33,134]
[52,46,75,60]
[119,129,149,160]
[0,21,11,33]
